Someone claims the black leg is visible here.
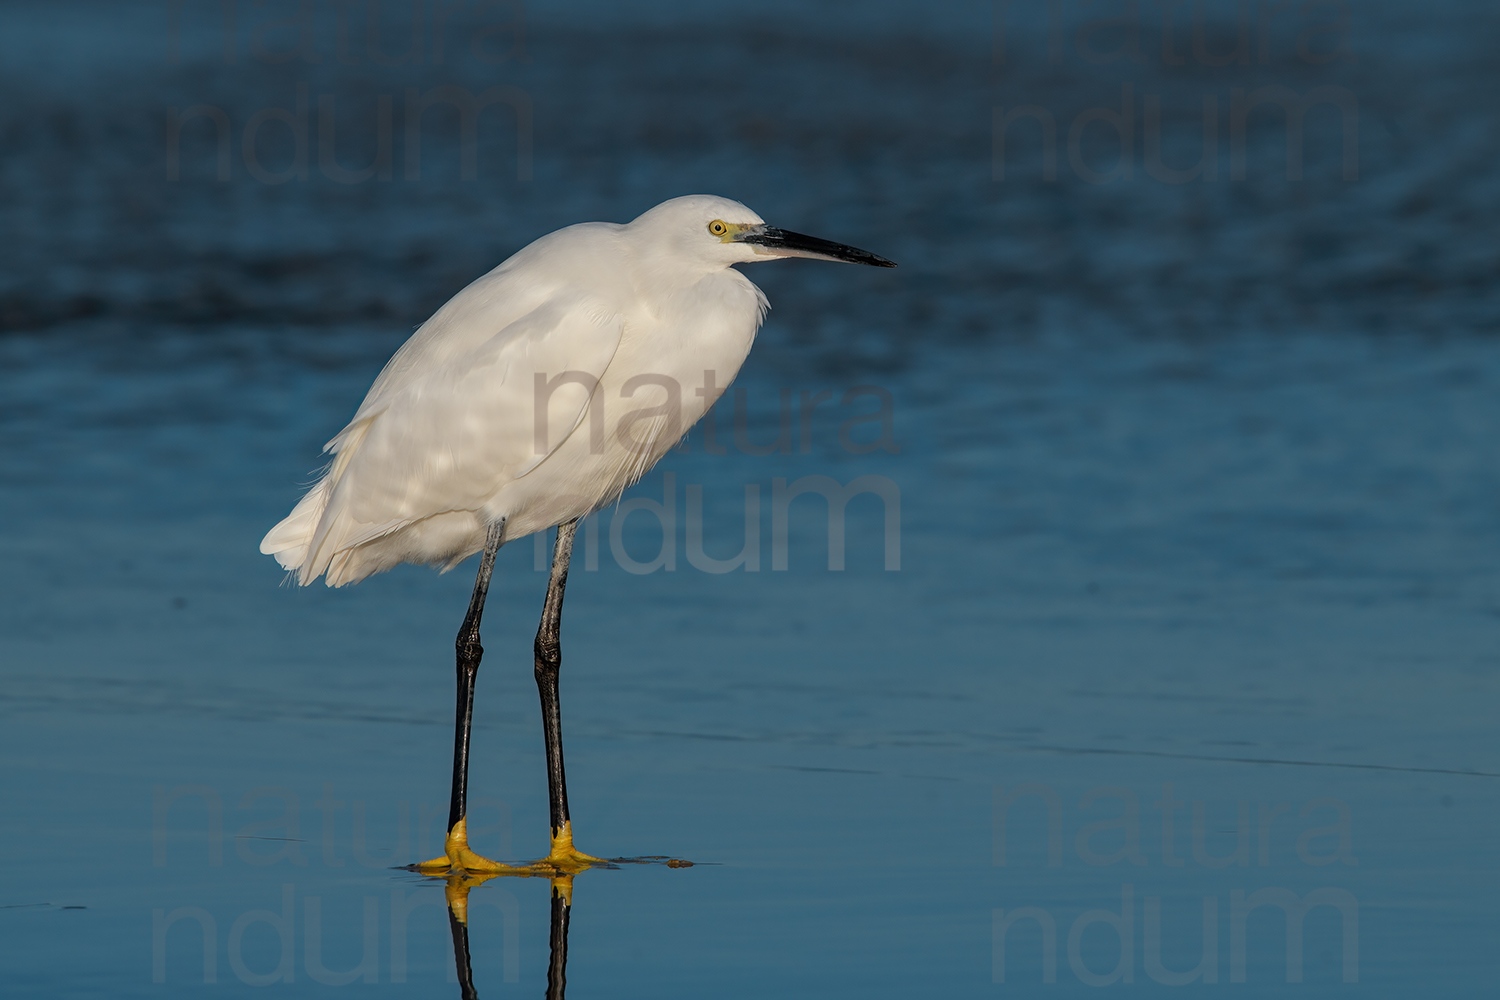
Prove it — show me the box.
[535,521,579,844]
[419,517,595,873]
[545,880,572,1000]
[447,518,506,834]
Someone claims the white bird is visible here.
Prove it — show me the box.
[261,194,895,876]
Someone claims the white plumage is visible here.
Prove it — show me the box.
[262,195,785,586]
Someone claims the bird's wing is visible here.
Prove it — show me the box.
[298,294,624,575]
[342,223,621,429]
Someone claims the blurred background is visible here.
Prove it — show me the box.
[2,0,1497,995]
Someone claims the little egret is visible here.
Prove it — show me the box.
[260,194,895,875]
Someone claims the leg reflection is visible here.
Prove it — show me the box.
[444,874,574,1000]
[444,876,484,1000]
[545,878,572,1000]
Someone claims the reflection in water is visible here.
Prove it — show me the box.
[544,881,571,1000]
[438,859,691,998]
[443,873,573,1000]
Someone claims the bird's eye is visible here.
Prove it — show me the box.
[708,220,728,237]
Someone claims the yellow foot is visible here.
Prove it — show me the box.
[413,818,538,876]
[541,820,605,874]
[413,818,606,877]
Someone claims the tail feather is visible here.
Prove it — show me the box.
[262,417,381,587]
[259,479,332,585]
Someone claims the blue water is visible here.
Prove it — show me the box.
[3,1,1498,996]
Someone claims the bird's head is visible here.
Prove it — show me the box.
[627,195,897,273]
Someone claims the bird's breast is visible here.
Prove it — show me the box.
[602,273,761,439]
[489,270,765,535]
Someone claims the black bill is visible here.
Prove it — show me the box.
[737,225,897,267]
